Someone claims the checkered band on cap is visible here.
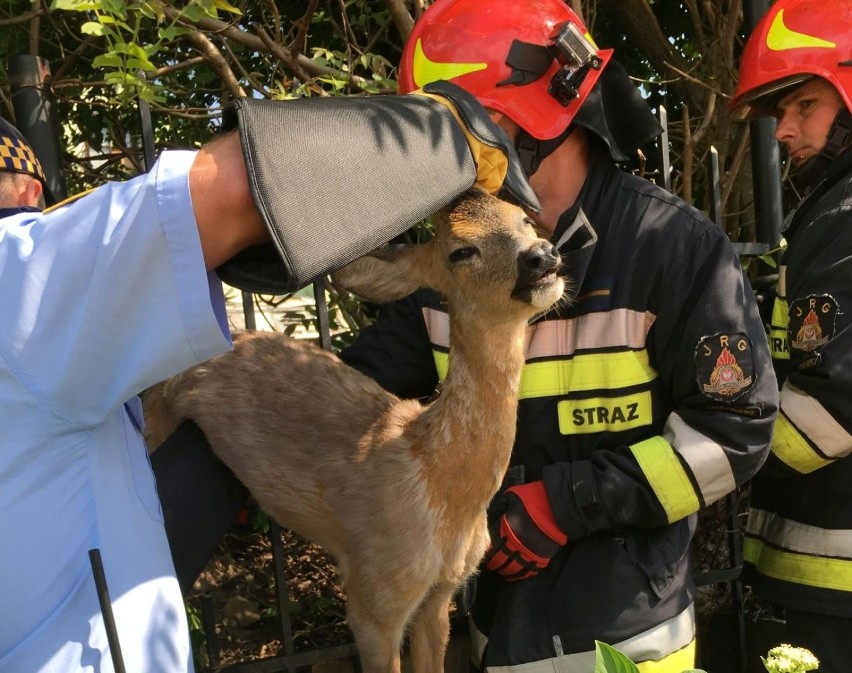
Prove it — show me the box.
[0,120,47,183]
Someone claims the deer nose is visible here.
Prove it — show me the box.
[521,242,561,278]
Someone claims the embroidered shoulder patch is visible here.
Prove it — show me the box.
[788,294,837,353]
[695,333,755,402]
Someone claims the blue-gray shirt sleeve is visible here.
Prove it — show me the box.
[0,150,231,425]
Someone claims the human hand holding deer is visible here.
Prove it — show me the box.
[484,480,569,580]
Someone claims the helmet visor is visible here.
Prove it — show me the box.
[732,74,815,120]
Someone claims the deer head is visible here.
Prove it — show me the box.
[332,187,564,320]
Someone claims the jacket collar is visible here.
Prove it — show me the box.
[0,206,41,219]
[548,141,616,301]
[783,145,852,241]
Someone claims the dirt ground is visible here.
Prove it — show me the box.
[186,516,349,669]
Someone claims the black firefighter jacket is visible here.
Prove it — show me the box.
[341,142,778,670]
[744,148,852,618]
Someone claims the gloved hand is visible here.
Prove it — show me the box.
[412,80,542,215]
[483,480,568,581]
[216,87,540,296]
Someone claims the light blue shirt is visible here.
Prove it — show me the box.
[0,150,231,672]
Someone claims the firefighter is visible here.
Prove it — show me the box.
[340,0,778,670]
[730,0,852,669]
[0,87,538,673]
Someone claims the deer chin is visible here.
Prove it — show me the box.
[513,272,565,309]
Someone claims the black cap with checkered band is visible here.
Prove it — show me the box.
[0,116,54,205]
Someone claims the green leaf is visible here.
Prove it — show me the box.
[138,1,165,21]
[92,52,124,68]
[80,21,107,36]
[180,3,204,22]
[758,253,778,269]
[104,71,130,85]
[125,57,156,72]
[102,0,127,18]
[594,642,641,673]
[51,0,99,10]
[158,25,184,41]
[212,0,242,16]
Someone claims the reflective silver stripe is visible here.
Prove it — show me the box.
[525,309,655,357]
[747,508,852,559]
[423,307,450,348]
[422,307,655,356]
[470,604,695,672]
[554,208,597,251]
[780,381,852,459]
[663,412,736,507]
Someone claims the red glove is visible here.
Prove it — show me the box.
[483,480,568,581]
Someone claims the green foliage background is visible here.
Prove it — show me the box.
[1,0,789,328]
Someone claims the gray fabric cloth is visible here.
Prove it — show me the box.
[217,91,503,295]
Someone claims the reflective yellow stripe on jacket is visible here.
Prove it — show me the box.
[636,413,739,522]
[769,296,789,360]
[745,508,852,591]
[423,308,737,520]
[469,605,696,673]
[425,306,657,400]
[773,381,852,473]
[630,436,700,523]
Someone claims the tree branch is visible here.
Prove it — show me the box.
[160,5,375,92]
[384,0,414,41]
[183,29,246,98]
[691,91,717,146]
[0,8,41,27]
[253,23,314,89]
[664,61,729,99]
[721,123,750,216]
[599,0,704,111]
[51,35,95,83]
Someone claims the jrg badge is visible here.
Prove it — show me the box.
[695,333,755,402]
[788,294,837,353]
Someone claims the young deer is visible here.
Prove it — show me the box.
[144,187,564,673]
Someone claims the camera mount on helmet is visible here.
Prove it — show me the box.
[548,21,604,106]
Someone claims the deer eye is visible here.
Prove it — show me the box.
[449,247,480,264]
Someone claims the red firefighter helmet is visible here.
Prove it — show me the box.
[731,0,852,117]
[398,0,613,140]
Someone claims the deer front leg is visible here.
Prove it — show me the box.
[406,582,456,673]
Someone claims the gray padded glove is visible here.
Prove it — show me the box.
[217,84,540,295]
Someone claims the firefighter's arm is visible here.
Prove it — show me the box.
[769,254,852,474]
[543,228,778,537]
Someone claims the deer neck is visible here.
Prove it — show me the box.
[419,308,529,505]
[443,312,527,414]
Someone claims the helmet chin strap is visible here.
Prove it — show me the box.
[794,107,852,187]
[514,125,575,178]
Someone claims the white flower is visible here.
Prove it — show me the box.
[762,644,820,673]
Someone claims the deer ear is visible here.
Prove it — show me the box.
[332,244,434,304]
